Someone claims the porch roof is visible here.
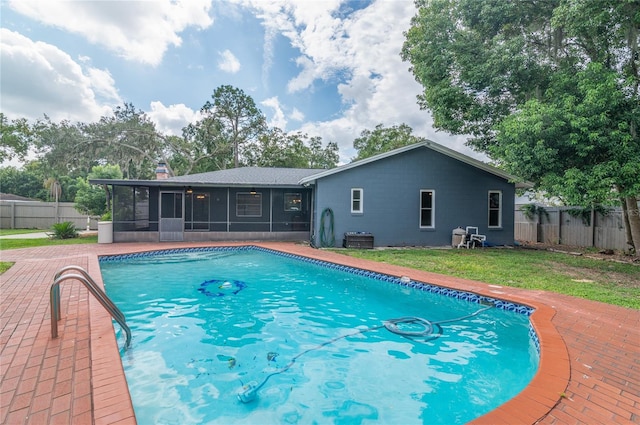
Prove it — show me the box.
[90,167,325,188]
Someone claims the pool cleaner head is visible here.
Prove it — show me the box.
[237,381,259,403]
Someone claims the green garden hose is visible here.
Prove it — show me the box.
[319,207,335,247]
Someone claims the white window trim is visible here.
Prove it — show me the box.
[488,190,502,228]
[419,189,435,229]
[351,188,363,214]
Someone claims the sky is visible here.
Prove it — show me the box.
[0,0,478,165]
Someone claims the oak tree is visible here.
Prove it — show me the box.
[402,0,640,252]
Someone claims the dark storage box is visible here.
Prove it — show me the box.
[343,232,374,249]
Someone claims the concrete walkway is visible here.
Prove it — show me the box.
[1,242,638,424]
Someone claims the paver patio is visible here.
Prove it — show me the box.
[1,242,638,424]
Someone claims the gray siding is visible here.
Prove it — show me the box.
[313,147,515,247]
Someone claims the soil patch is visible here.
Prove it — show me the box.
[518,242,639,265]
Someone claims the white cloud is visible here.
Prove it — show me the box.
[290,107,304,122]
[147,102,201,137]
[86,68,120,102]
[7,0,213,66]
[245,0,480,162]
[217,49,241,73]
[261,96,287,129]
[0,28,120,122]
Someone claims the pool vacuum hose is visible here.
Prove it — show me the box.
[237,302,494,403]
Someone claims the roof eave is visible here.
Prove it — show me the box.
[515,181,535,189]
[89,179,307,189]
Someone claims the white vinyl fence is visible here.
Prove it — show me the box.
[515,206,628,250]
[0,201,98,230]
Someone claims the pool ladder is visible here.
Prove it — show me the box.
[50,265,131,349]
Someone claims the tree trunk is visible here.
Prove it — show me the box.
[621,197,634,253]
[102,184,112,212]
[624,196,640,257]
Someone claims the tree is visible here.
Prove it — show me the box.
[244,128,306,168]
[82,103,164,179]
[0,166,46,200]
[244,128,339,169]
[352,123,425,161]
[0,113,31,162]
[308,136,339,169]
[402,0,640,253]
[74,164,123,216]
[200,85,267,168]
[34,104,168,179]
[176,118,232,174]
[44,177,61,202]
[32,116,92,176]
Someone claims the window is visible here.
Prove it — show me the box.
[113,186,149,231]
[420,190,435,228]
[351,188,363,213]
[236,192,262,217]
[161,192,182,219]
[488,191,502,228]
[185,193,209,230]
[284,193,302,211]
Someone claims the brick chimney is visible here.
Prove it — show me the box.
[155,162,169,180]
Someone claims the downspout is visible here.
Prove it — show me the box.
[226,189,230,232]
[269,189,273,233]
[308,186,316,247]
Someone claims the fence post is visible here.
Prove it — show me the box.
[589,207,595,247]
[558,209,562,245]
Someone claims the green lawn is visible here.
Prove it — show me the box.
[0,262,12,274]
[333,248,640,309]
[0,228,45,236]
[0,235,98,250]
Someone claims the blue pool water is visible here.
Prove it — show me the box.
[99,247,539,424]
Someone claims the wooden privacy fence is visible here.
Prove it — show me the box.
[0,201,98,230]
[515,206,627,250]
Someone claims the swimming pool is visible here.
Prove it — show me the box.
[99,246,539,424]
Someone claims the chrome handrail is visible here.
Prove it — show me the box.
[51,266,131,349]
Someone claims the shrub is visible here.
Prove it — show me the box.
[49,221,79,240]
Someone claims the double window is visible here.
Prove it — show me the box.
[351,188,363,214]
[488,191,502,228]
[420,190,435,228]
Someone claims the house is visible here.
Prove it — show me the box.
[90,141,531,246]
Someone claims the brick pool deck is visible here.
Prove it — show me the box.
[0,242,638,424]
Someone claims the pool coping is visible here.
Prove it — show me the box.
[89,243,570,424]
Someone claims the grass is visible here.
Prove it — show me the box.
[0,234,98,250]
[0,262,12,274]
[0,228,45,236]
[333,248,640,309]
